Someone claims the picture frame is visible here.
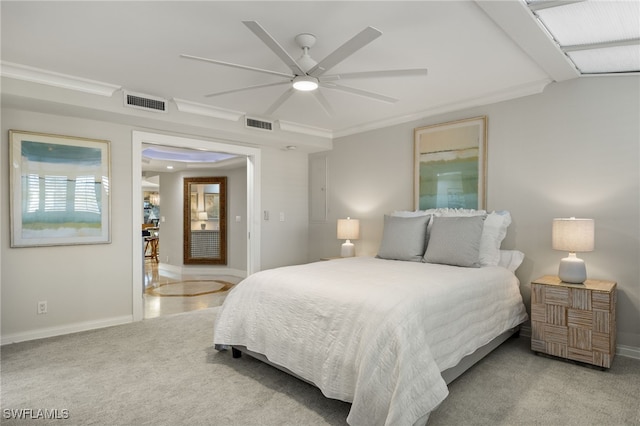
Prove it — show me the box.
[9,130,111,247]
[190,193,198,220]
[414,116,487,210]
[204,193,219,219]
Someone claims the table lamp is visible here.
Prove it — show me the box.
[337,217,360,257]
[198,211,208,229]
[552,217,594,284]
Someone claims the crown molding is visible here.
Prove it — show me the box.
[0,61,120,96]
[172,98,244,122]
[278,120,333,139]
[333,78,553,138]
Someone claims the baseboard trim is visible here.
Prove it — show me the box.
[617,344,640,360]
[0,315,133,346]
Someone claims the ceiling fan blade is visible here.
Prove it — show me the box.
[307,27,382,77]
[321,82,398,103]
[320,68,428,81]
[264,88,295,115]
[181,54,293,79]
[205,81,290,98]
[313,90,334,116]
[242,21,306,76]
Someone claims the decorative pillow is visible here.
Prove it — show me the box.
[498,250,525,273]
[423,215,485,267]
[377,215,431,262]
[391,208,511,265]
[479,211,512,266]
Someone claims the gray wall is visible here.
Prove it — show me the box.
[1,108,310,342]
[309,76,640,351]
[2,76,638,355]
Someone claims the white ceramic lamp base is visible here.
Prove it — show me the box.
[558,253,587,284]
[341,240,355,257]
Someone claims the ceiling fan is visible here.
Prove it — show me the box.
[180,21,428,116]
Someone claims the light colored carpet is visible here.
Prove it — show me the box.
[1,307,639,425]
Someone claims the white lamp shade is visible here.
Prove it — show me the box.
[552,218,594,253]
[338,217,359,257]
[552,217,594,284]
[337,218,360,240]
[198,211,208,221]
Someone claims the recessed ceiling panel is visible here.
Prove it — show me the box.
[534,1,640,46]
[568,45,640,74]
[526,0,640,75]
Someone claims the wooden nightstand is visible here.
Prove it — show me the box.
[531,275,616,368]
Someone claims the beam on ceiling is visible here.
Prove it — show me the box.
[475,0,580,82]
[562,38,640,52]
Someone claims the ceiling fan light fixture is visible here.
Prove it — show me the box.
[292,75,319,91]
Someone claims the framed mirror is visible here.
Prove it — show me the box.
[183,176,227,265]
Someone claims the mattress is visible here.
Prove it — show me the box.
[213,256,528,425]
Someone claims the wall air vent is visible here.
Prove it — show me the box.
[124,91,168,113]
[245,117,274,131]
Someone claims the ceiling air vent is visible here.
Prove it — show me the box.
[245,117,273,131]
[124,91,168,113]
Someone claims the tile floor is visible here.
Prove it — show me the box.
[143,259,243,319]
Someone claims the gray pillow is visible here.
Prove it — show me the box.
[377,215,431,262]
[423,215,485,267]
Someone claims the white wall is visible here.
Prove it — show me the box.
[1,110,134,340]
[157,167,247,274]
[260,148,310,270]
[310,76,640,352]
[0,108,310,342]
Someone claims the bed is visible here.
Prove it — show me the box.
[213,209,528,425]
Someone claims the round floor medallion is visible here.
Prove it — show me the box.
[146,280,233,297]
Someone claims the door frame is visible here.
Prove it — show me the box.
[131,131,261,321]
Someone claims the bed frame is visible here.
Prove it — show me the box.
[228,326,520,386]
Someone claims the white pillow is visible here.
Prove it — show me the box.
[377,215,431,262]
[423,216,485,267]
[389,210,431,218]
[479,211,512,266]
[391,208,487,218]
[498,250,525,273]
[430,208,487,217]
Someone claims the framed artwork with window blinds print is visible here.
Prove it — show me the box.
[9,130,111,247]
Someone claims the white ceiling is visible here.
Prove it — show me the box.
[1,1,584,138]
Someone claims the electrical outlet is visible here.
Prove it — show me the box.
[37,301,48,315]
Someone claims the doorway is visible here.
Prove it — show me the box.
[131,131,261,321]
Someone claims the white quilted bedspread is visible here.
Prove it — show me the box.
[213,257,528,425]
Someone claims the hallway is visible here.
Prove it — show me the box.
[143,259,242,319]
